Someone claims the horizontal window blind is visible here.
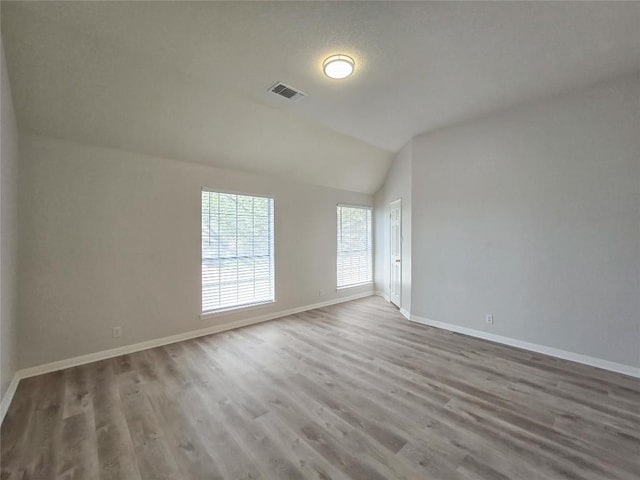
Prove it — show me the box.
[202,191,274,313]
[337,205,372,288]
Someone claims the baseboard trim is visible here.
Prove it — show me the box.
[375,291,411,320]
[375,290,390,302]
[0,372,21,425]
[410,315,640,379]
[18,291,374,381]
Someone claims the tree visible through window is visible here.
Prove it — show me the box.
[201,191,274,313]
[337,205,372,288]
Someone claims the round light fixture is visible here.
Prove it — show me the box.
[323,54,355,79]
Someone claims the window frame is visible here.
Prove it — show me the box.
[336,203,373,290]
[200,188,276,317]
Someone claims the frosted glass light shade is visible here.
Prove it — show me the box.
[323,54,355,79]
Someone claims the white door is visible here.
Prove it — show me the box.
[390,199,402,307]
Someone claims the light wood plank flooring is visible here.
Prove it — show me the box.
[2,297,639,479]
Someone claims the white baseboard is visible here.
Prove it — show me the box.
[375,291,411,321]
[16,291,374,383]
[410,315,640,379]
[375,290,390,302]
[7,291,634,425]
[0,372,21,425]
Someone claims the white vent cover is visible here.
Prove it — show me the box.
[268,82,306,102]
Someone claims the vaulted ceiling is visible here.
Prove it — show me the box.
[2,1,639,193]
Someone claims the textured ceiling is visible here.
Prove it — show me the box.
[2,1,639,194]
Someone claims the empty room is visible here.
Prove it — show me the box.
[1,1,639,479]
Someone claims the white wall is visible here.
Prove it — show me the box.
[374,142,412,313]
[0,39,19,399]
[18,135,373,369]
[411,75,640,368]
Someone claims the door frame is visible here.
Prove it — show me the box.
[389,198,402,308]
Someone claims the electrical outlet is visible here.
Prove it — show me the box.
[318,289,324,297]
[485,314,494,325]
[112,326,122,338]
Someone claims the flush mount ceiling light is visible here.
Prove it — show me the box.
[323,54,355,79]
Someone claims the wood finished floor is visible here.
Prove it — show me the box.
[2,297,639,480]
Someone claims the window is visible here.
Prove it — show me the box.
[201,190,274,313]
[337,205,372,288]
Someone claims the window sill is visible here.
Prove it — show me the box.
[200,300,276,320]
[336,281,373,291]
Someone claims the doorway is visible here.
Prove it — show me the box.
[390,199,402,308]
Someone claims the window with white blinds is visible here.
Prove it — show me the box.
[201,190,274,313]
[337,205,372,288]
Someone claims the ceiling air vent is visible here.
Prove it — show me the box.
[268,82,306,102]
